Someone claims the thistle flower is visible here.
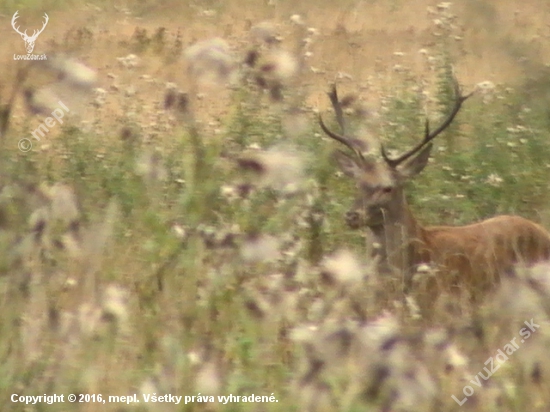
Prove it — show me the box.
[185,38,236,86]
[260,50,299,82]
[358,313,400,349]
[93,87,107,107]
[486,173,503,187]
[101,284,129,324]
[299,381,333,412]
[393,364,437,411]
[28,206,49,239]
[405,295,422,320]
[281,109,309,138]
[135,150,168,183]
[475,80,496,93]
[77,302,103,337]
[290,324,319,343]
[237,146,304,191]
[164,88,189,114]
[489,275,542,320]
[46,55,98,89]
[171,223,187,240]
[445,345,468,369]
[23,87,59,115]
[240,233,280,263]
[49,183,79,224]
[195,362,221,396]
[220,184,240,202]
[78,200,119,273]
[117,53,140,69]
[524,263,550,296]
[436,2,452,10]
[321,249,363,285]
[250,21,279,45]
[290,14,305,26]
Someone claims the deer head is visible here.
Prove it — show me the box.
[319,78,472,231]
[12,11,49,54]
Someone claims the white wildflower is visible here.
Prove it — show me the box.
[238,146,305,191]
[135,150,168,183]
[195,362,221,396]
[102,284,129,323]
[185,38,236,86]
[47,55,98,89]
[220,185,239,202]
[250,21,278,44]
[240,234,280,263]
[49,183,79,224]
[93,87,107,107]
[117,53,140,69]
[23,87,59,115]
[290,14,304,25]
[476,81,496,93]
[290,324,318,343]
[486,173,503,187]
[437,2,452,10]
[322,249,363,284]
[262,49,299,81]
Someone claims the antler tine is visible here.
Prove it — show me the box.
[319,84,366,162]
[382,77,474,167]
[327,84,346,135]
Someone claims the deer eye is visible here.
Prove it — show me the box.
[381,186,393,194]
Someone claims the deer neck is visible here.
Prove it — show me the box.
[368,191,427,279]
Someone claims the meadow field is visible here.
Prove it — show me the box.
[1,0,550,411]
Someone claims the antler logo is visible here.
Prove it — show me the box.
[11,11,49,54]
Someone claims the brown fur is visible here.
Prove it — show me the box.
[338,158,550,306]
[409,214,550,297]
[342,173,550,317]
[320,81,550,308]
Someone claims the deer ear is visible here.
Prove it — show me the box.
[332,150,363,178]
[397,143,432,179]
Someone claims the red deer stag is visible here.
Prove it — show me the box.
[319,78,550,303]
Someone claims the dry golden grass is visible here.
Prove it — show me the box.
[1,0,550,128]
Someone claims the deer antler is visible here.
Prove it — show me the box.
[318,84,368,163]
[381,77,474,168]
